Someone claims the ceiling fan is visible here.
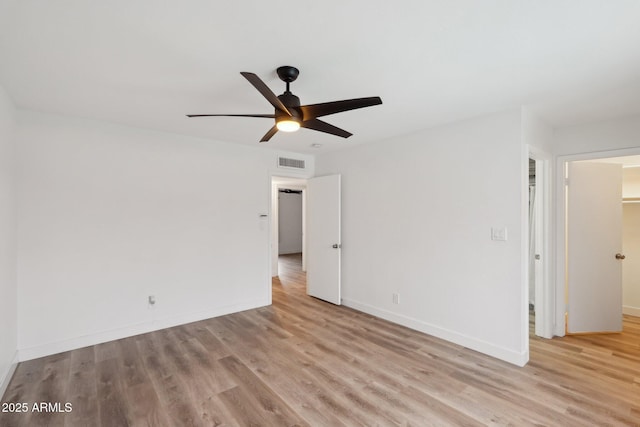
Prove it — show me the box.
[187,66,382,142]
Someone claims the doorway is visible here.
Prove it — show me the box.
[557,151,640,336]
[270,174,342,306]
[271,176,307,278]
[528,151,552,339]
[528,158,537,330]
[278,189,304,257]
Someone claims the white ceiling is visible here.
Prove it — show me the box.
[2,1,640,154]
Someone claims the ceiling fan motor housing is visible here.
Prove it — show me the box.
[277,66,299,83]
[277,91,302,121]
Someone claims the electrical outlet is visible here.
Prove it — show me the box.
[392,293,400,304]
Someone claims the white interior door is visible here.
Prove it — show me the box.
[306,174,341,305]
[567,161,623,333]
[531,158,545,337]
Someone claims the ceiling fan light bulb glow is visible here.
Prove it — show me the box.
[276,119,301,132]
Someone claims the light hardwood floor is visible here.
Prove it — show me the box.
[1,253,639,426]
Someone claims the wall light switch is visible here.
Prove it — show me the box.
[491,227,508,241]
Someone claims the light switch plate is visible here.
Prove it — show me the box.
[491,227,508,241]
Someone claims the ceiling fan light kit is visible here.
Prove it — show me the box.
[276,118,301,132]
[187,65,382,142]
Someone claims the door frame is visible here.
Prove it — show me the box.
[554,146,640,337]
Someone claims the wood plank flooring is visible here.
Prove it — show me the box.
[2,253,639,426]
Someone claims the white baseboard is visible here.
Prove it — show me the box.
[18,298,269,362]
[623,305,640,317]
[0,351,19,400]
[342,298,529,367]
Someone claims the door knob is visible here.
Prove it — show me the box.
[615,253,626,260]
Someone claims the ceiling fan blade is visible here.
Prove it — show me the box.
[240,72,291,116]
[186,114,275,118]
[260,125,279,142]
[301,119,352,138]
[299,96,382,120]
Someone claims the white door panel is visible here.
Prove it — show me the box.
[567,161,623,333]
[306,174,341,305]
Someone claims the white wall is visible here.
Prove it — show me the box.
[623,167,640,198]
[0,85,18,397]
[554,115,640,156]
[523,108,554,155]
[278,191,303,254]
[315,109,528,365]
[14,110,312,360]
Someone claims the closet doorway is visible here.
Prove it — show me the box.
[562,154,640,334]
[528,151,552,339]
[271,176,307,278]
